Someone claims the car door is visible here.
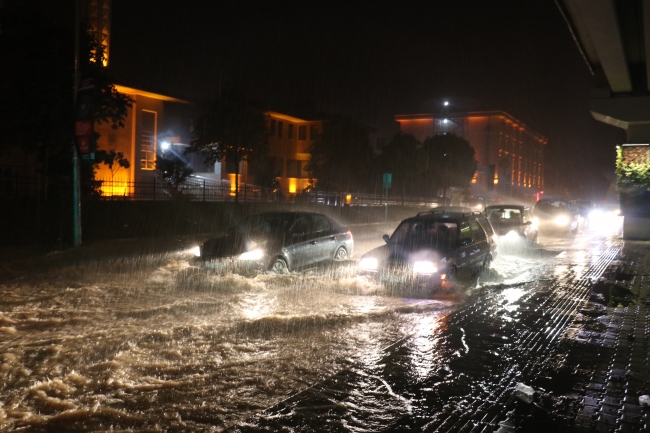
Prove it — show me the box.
[523,208,536,241]
[469,219,489,269]
[455,221,474,276]
[477,215,497,258]
[287,216,314,269]
[311,214,336,263]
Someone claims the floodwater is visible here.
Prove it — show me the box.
[0,217,623,432]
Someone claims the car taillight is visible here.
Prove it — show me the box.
[346,231,352,239]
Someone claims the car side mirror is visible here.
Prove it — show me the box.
[524,221,532,225]
[382,234,390,243]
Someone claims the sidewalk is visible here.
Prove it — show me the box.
[568,240,650,432]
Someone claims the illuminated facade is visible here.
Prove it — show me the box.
[94,86,189,196]
[266,111,322,195]
[83,0,111,66]
[395,111,547,201]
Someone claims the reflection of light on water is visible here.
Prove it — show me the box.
[409,315,441,380]
[240,294,273,320]
[555,265,568,278]
[502,288,525,304]
[352,295,387,315]
[572,250,587,279]
[501,287,525,314]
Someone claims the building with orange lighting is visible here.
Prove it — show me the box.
[266,111,322,196]
[395,111,547,203]
[93,86,190,196]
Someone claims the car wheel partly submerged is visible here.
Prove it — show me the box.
[333,247,348,262]
[481,255,492,273]
[447,265,458,281]
[269,257,289,274]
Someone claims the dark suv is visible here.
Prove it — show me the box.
[358,208,497,290]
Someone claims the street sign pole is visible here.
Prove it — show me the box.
[72,0,81,247]
[383,173,392,223]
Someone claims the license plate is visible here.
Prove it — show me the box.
[379,274,406,283]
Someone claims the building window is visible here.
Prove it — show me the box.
[287,159,303,178]
[270,119,276,135]
[141,110,156,170]
[299,125,307,140]
[278,121,283,138]
[288,124,294,139]
[309,125,317,140]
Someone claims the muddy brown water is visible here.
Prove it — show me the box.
[0,220,623,432]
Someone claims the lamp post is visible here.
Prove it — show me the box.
[484,122,492,208]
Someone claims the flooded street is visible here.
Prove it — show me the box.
[0,218,623,432]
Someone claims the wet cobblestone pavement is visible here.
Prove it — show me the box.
[233,239,650,433]
[565,241,650,433]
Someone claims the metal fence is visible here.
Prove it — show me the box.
[2,175,454,208]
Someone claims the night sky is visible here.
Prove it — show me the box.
[108,0,626,201]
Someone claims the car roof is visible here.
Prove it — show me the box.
[486,204,526,210]
[411,208,483,221]
[253,210,325,217]
[536,197,569,204]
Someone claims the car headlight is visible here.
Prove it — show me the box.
[554,215,569,226]
[190,246,201,257]
[238,249,264,261]
[589,210,603,220]
[531,217,539,229]
[505,230,520,240]
[359,257,378,271]
[413,261,437,275]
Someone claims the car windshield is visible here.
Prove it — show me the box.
[234,214,297,235]
[486,207,523,225]
[390,220,457,249]
[536,200,571,214]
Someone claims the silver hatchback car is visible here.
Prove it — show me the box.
[200,211,354,273]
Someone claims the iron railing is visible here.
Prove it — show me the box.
[0,176,461,207]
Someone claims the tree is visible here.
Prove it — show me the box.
[96,150,130,181]
[305,114,373,193]
[188,89,269,204]
[0,2,132,191]
[156,151,193,199]
[422,134,477,202]
[378,133,424,202]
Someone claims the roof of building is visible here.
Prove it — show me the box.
[394,110,548,144]
[114,85,190,104]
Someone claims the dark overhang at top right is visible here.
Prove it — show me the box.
[556,0,650,141]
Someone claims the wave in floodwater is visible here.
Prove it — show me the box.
[0,251,457,432]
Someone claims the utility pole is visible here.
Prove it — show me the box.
[72,0,82,246]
